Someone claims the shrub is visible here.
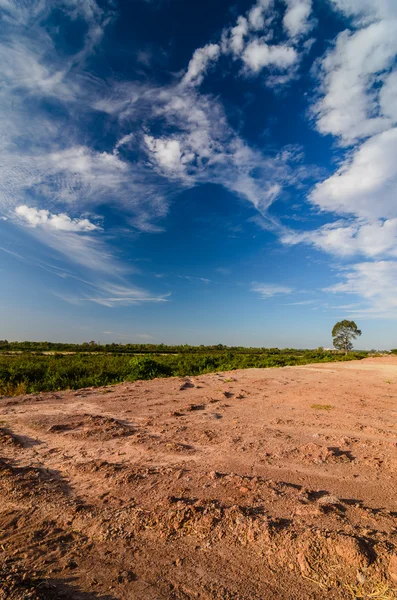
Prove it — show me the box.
[127,357,172,380]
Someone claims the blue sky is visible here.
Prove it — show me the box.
[1,0,397,348]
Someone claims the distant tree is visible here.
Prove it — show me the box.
[332,320,361,353]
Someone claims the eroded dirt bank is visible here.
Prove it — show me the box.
[1,357,397,599]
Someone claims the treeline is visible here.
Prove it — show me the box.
[0,340,342,355]
[0,349,367,396]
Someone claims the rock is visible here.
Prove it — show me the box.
[388,555,397,583]
[318,494,341,506]
[297,552,311,576]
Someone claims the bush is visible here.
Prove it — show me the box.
[127,357,172,380]
[0,348,368,396]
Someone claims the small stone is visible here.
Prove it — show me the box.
[357,572,366,585]
[318,494,340,506]
[388,555,397,583]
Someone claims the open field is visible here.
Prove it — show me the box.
[1,357,397,599]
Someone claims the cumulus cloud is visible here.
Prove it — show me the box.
[328,0,397,23]
[227,16,250,55]
[283,0,313,38]
[251,283,293,298]
[248,0,274,31]
[145,136,186,175]
[313,22,397,144]
[218,0,312,78]
[309,127,397,219]
[15,205,99,232]
[242,40,298,72]
[281,0,397,319]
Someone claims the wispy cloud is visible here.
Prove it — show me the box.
[251,283,293,298]
[281,217,397,259]
[178,275,212,285]
[284,299,315,305]
[324,261,397,317]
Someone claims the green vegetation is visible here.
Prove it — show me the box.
[332,320,362,353]
[0,344,368,396]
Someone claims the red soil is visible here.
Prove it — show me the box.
[1,357,397,599]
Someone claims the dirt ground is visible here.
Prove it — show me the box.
[1,357,397,599]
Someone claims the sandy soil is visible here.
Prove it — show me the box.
[1,356,397,599]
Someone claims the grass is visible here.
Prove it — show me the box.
[0,348,368,396]
[345,582,397,600]
[311,404,334,411]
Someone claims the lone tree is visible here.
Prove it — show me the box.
[332,320,362,353]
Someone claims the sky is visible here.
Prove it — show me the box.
[0,0,397,349]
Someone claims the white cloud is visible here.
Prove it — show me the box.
[286,0,397,322]
[218,0,311,80]
[248,0,274,31]
[325,261,397,316]
[140,84,305,214]
[15,205,99,232]
[0,0,316,313]
[182,43,220,86]
[379,71,397,122]
[309,127,397,219]
[313,20,397,144]
[145,136,186,174]
[283,0,313,38]
[228,16,249,55]
[251,283,293,298]
[242,40,298,72]
[87,283,171,307]
[328,0,397,23]
[282,218,397,258]
[115,133,135,150]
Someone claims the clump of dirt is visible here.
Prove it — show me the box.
[33,413,134,440]
[184,403,206,411]
[0,458,69,502]
[281,443,353,464]
[0,426,23,447]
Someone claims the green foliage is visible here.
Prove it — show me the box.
[127,357,172,380]
[0,347,368,396]
[332,320,362,353]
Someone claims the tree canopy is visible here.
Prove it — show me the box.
[332,320,362,353]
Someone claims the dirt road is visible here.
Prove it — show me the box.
[1,357,397,599]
